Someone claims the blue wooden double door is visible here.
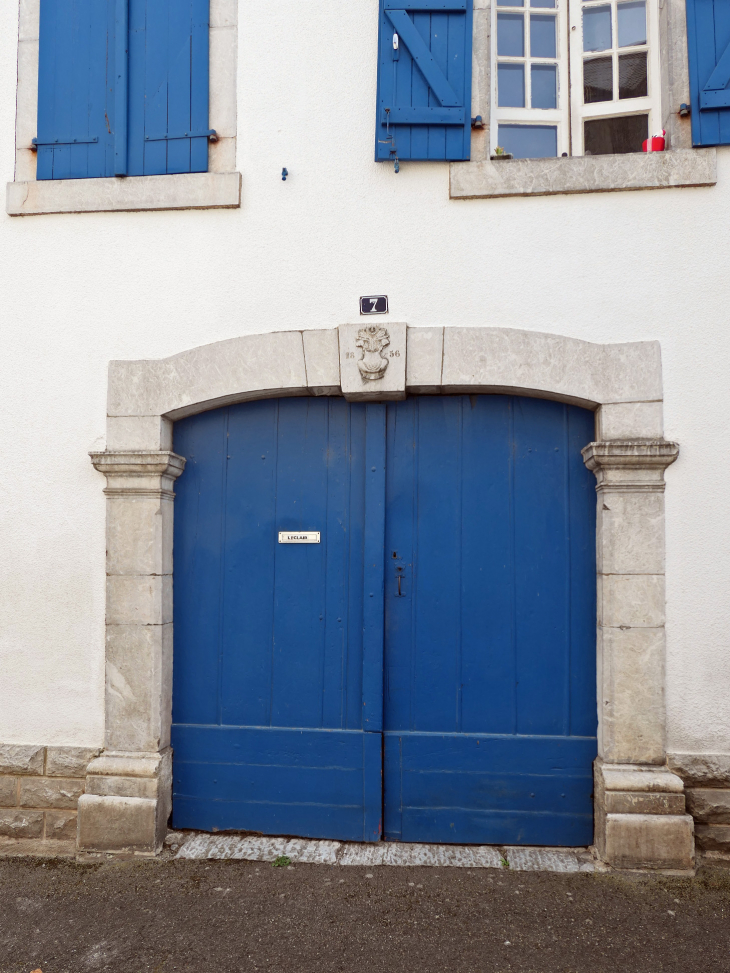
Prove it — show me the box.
[172,395,597,846]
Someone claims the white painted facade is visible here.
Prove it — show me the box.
[1,0,729,854]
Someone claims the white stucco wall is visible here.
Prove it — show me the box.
[1,0,728,753]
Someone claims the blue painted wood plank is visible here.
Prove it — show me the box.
[173,724,372,765]
[172,409,228,726]
[376,1,473,162]
[174,394,596,847]
[384,729,595,845]
[166,1,193,174]
[269,399,331,729]
[686,0,730,145]
[171,724,376,840]
[362,404,386,733]
[385,0,468,8]
[363,731,384,841]
[568,407,598,737]
[190,0,212,171]
[173,798,368,840]
[386,10,461,106]
[219,400,279,727]
[173,399,379,839]
[126,0,211,175]
[126,0,146,175]
[175,758,366,807]
[36,0,115,179]
[459,395,515,734]
[383,395,597,846]
[401,808,594,847]
[114,0,129,174]
[513,398,572,736]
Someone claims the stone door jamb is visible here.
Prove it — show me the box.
[80,325,694,870]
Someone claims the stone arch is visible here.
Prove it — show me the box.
[80,326,693,871]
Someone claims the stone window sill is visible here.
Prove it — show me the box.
[5,171,242,216]
[449,148,716,199]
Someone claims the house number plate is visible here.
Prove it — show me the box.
[360,295,388,315]
[278,532,321,544]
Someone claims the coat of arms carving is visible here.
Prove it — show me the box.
[356,325,390,382]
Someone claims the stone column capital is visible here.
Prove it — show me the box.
[582,441,679,492]
[89,450,186,499]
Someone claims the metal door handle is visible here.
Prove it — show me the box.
[397,575,402,596]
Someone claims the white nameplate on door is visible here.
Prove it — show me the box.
[278,531,321,544]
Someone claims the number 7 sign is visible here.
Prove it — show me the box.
[360,296,389,315]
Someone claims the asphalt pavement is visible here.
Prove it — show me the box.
[1,855,729,973]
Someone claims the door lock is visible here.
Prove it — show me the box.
[395,564,405,596]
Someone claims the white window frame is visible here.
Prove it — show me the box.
[7,0,240,216]
[491,0,662,158]
[491,0,571,157]
[570,0,663,155]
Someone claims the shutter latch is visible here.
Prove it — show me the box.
[378,108,400,173]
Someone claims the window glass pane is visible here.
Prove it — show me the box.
[618,51,647,97]
[583,57,613,102]
[531,64,557,108]
[498,124,558,158]
[617,1,646,46]
[498,63,526,107]
[497,13,525,56]
[583,5,612,52]
[530,15,557,58]
[497,0,523,5]
[584,113,648,154]
[531,0,556,8]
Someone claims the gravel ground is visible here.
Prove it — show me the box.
[1,856,729,973]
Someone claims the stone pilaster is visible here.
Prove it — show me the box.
[78,451,185,855]
[583,441,694,871]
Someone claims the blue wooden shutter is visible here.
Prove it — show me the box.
[375,0,474,162]
[36,0,116,179]
[127,0,211,175]
[686,0,730,145]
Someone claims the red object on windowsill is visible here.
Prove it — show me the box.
[643,130,666,152]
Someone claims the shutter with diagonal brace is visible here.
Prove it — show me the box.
[686,0,730,145]
[35,0,211,180]
[375,0,474,162]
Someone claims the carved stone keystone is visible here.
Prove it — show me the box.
[338,322,406,401]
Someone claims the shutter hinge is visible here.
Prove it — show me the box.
[31,136,99,151]
[144,129,218,142]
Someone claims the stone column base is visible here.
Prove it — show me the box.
[594,760,695,871]
[77,749,171,855]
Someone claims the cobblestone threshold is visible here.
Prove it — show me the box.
[171,832,597,873]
